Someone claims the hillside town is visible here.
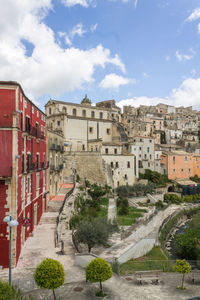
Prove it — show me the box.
[1,81,200,299]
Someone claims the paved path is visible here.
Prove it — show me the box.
[108,198,116,221]
[24,273,200,300]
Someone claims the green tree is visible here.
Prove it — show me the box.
[173,259,191,289]
[86,258,112,296]
[75,218,118,252]
[0,280,32,300]
[175,229,198,260]
[34,258,65,300]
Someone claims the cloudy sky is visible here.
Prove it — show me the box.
[1,0,200,110]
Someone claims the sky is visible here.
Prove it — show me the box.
[0,0,200,110]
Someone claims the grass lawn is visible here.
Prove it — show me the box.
[96,198,109,218]
[120,246,175,275]
[117,207,146,226]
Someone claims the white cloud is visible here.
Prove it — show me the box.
[165,55,170,61]
[191,69,197,76]
[142,72,149,78]
[134,0,138,8]
[186,8,200,22]
[90,23,98,32]
[117,77,200,110]
[198,23,200,34]
[64,23,86,46]
[99,73,133,89]
[0,0,125,100]
[61,0,89,7]
[175,50,194,61]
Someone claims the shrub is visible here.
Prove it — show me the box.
[174,259,191,289]
[164,193,182,205]
[116,183,156,197]
[175,229,198,260]
[34,258,65,300]
[86,258,112,294]
[155,200,165,210]
[0,280,32,300]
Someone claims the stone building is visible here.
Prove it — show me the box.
[45,96,136,188]
[47,129,64,197]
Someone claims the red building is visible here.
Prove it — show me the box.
[0,81,48,268]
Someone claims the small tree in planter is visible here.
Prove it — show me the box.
[34,258,65,300]
[173,259,191,289]
[86,257,112,297]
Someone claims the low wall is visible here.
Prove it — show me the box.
[75,253,98,268]
[117,238,155,264]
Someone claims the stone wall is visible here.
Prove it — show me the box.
[117,238,155,264]
[63,152,106,185]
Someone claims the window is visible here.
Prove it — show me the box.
[195,158,198,162]
[125,174,128,180]
[63,107,66,113]
[181,169,184,172]
[82,144,85,151]
[185,156,188,161]
[37,110,39,118]
[72,108,76,116]
[36,173,40,197]
[111,162,113,168]
[57,121,60,126]
[147,147,150,153]
[26,116,30,133]
[91,111,95,118]
[150,154,152,159]
[127,161,130,168]
[82,110,86,117]
[105,148,108,154]
[144,154,147,159]
[140,139,143,142]
[149,140,152,143]
[114,148,117,154]
[148,162,150,167]
[27,154,32,171]
[116,162,119,168]
[99,112,103,119]
[139,147,142,151]
[22,153,25,173]
[89,127,93,133]
[32,107,34,114]
[49,108,51,115]
[189,168,191,172]
[36,154,39,170]
[107,128,110,135]
[173,156,176,164]
[173,169,176,172]
[21,112,23,130]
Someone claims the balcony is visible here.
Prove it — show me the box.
[50,165,55,173]
[59,164,63,170]
[49,144,56,150]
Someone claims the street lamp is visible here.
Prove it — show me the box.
[3,215,19,286]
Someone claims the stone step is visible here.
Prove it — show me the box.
[39,216,57,224]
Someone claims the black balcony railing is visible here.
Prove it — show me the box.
[50,165,55,171]
[59,164,63,170]
[24,123,45,140]
[50,144,56,150]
